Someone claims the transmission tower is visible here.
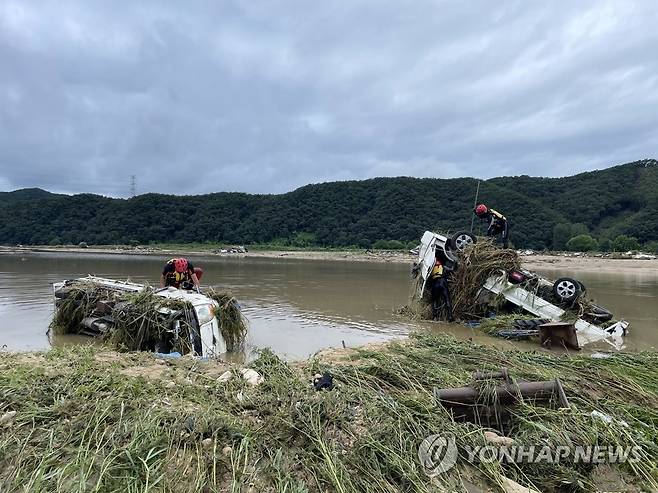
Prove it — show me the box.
[129,175,136,197]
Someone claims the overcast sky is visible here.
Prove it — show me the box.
[1,1,657,197]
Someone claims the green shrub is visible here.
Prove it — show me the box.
[566,234,599,251]
[613,235,640,252]
[289,232,316,248]
[598,238,612,252]
[643,241,658,254]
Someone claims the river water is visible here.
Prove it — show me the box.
[0,252,656,358]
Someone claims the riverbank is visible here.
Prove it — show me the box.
[1,334,656,492]
[226,250,658,274]
[3,244,658,274]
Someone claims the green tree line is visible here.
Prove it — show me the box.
[1,159,656,250]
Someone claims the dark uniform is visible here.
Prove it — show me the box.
[483,209,509,248]
[430,259,454,322]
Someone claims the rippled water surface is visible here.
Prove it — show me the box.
[0,252,656,358]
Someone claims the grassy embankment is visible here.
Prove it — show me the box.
[1,334,656,492]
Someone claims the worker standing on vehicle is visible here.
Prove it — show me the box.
[160,258,202,290]
[430,251,454,322]
[474,204,509,248]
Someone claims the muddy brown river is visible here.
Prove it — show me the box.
[0,252,656,358]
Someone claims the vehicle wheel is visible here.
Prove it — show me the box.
[450,231,477,252]
[552,278,581,303]
[587,304,613,322]
[513,318,549,329]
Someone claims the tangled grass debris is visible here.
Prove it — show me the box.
[0,335,655,492]
[205,288,248,352]
[49,282,116,335]
[49,280,248,355]
[449,240,520,319]
[399,239,521,321]
[108,289,196,353]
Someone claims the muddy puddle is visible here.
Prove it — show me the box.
[0,252,656,358]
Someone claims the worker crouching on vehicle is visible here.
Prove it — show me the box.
[160,258,202,290]
[475,204,509,248]
[430,250,454,322]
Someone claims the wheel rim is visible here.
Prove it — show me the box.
[556,280,577,299]
[454,234,474,250]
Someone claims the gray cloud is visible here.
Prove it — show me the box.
[1,0,657,196]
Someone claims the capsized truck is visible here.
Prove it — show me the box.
[53,276,227,357]
[415,230,476,291]
[416,231,628,349]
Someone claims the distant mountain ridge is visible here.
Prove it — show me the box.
[0,187,60,202]
[1,159,656,249]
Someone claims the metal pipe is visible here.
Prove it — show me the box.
[434,379,570,408]
[472,368,511,383]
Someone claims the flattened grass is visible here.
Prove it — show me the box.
[0,335,656,492]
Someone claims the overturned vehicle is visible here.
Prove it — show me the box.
[412,231,628,350]
[51,276,248,358]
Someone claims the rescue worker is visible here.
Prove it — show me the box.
[430,250,454,322]
[474,204,509,248]
[160,258,202,290]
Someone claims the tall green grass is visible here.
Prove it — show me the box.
[0,335,656,492]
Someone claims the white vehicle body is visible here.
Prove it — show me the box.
[417,231,459,292]
[482,272,628,350]
[53,275,227,358]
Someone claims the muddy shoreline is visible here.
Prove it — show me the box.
[2,244,657,274]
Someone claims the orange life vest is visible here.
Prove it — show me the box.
[430,260,444,279]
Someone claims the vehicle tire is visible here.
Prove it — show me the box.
[578,281,587,293]
[450,231,477,252]
[586,304,613,322]
[513,318,549,329]
[443,258,458,272]
[552,278,581,303]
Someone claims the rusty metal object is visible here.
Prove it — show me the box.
[434,368,570,431]
[473,367,511,383]
[539,322,580,350]
[435,379,570,408]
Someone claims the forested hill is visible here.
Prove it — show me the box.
[1,159,657,250]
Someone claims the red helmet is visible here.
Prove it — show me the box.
[475,204,488,216]
[173,258,188,273]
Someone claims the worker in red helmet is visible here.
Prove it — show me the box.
[160,258,202,290]
[474,204,509,248]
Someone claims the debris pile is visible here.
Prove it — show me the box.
[399,233,628,349]
[400,239,520,320]
[50,279,248,354]
[448,239,520,318]
[107,289,198,353]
